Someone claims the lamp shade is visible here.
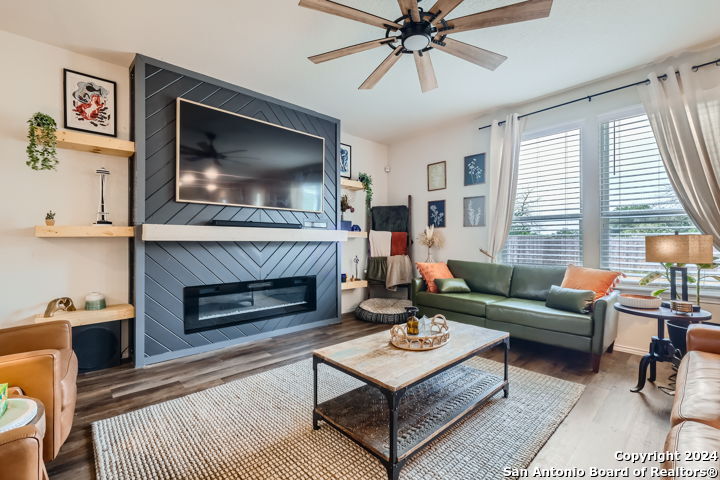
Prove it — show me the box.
[645,234,713,264]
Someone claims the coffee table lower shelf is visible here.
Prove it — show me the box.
[314,363,507,479]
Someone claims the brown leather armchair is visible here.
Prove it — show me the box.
[0,399,47,480]
[0,321,78,462]
[663,323,720,478]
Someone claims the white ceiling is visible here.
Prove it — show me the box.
[1,0,719,143]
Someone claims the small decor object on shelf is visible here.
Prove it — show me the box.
[340,194,354,230]
[26,112,58,171]
[418,225,444,262]
[45,210,56,226]
[85,292,107,311]
[618,294,662,309]
[427,161,446,191]
[341,273,347,283]
[339,143,352,179]
[463,195,486,227]
[95,167,112,225]
[390,314,451,351]
[64,68,117,137]
[464,153,486,186]
[427,200,446,228]
[43,297,76,318]
[670,300,694,314]
[351,224,361,231]
[0,383,7,418]
[353,255,360,279]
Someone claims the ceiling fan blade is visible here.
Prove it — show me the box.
[359,46,404,90]
[433,37,507,70]
[413,51,438,93]
[309,38,397,64]
[298,0,402,30]
[443,0,552,34]
[427,0,465,25]
[397,0,421,22]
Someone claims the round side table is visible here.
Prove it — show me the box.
[614,304,711,393]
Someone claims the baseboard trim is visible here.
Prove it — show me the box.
[613,344,646,357]
[142,317,341,366]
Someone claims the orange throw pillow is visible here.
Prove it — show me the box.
[416,262,454,293]
[561,264,623,301]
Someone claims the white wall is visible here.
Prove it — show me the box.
[339,132,389,313]
[387,43,720,354]
[0,31,130,327]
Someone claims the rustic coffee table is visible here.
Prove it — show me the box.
[312,321,509,480]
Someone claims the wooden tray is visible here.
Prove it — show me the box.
[390,314,450,351]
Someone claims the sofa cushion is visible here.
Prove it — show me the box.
[671,350,720,429]
[435,278,471,293]
[663,421,720,476]
[561,264,622,301]
[509,265,567,301]
[485,298,593,336]
[447,260,513,296]
[415,292,506,317]
[416,262,453,293]
[545,285,595,313]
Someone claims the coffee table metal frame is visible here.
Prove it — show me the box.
[312,335,510,480]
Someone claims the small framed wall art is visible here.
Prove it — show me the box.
[464,153,486,186]
[428,200,446,228]
[463,196,486,227]
[340,143,352,179]
[427,161,446,191]
[63,69,117,137]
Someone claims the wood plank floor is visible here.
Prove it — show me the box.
[47,315,674,479]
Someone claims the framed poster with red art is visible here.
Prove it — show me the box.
[63,69,117,137]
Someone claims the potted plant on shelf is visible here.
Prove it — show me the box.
[26,113,59,171]
[45,210,56,226]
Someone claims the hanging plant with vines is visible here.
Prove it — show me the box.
[26,112,58,171]
[358,172,373,210]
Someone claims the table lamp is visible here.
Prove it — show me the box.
[645,233,713,303]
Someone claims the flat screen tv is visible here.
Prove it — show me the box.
[176,98,325,213]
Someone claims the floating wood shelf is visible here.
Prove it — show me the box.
[342,280,368,290]
[347,231,368,238]
[340,179,364,191]
[35,225,135,238]
[35,304,135,327]
[49,129,135,157]
[142,224,347,242]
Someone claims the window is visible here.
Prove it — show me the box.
[504,128,582,265]
[600,113,700,279]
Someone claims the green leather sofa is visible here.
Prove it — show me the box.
[411,260,619,372]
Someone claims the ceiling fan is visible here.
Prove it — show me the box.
[299,0,553,92]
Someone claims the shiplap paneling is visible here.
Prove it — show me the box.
[133,56,341,365]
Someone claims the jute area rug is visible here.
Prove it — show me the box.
[93,357,583,480]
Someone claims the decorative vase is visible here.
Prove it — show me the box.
[425,247,434,262]
[85,292,107,311]
[45,219,55,226]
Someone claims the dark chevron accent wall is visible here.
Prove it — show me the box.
[131,55,341,366]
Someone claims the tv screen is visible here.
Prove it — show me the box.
[176,98,325,212]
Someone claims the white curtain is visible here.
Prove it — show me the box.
[484,113,523,262]
[639,64,720,247]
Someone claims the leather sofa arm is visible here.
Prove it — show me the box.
[0,423,46,480]
[687,323,720,355]
[411,277,426,305]
[591,291,620,355]
[0,351,61,462]
[0,321,72,357]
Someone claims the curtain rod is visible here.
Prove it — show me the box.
[478,57,720,131]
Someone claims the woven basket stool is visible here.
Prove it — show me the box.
[355,298,413,324]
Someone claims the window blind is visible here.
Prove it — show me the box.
[600,114,701,277]
[503,128,582,265]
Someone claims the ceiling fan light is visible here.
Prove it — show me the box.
[403,34,430,52]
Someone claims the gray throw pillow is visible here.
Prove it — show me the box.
[435,278,471,293]
[545,285,595,313]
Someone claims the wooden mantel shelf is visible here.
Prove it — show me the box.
[50,129,135,157]
[340,178,364,191]
[35,225,135,238]
[342,280,368,290]
[35,304,135,327]
[142,224,348,242]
